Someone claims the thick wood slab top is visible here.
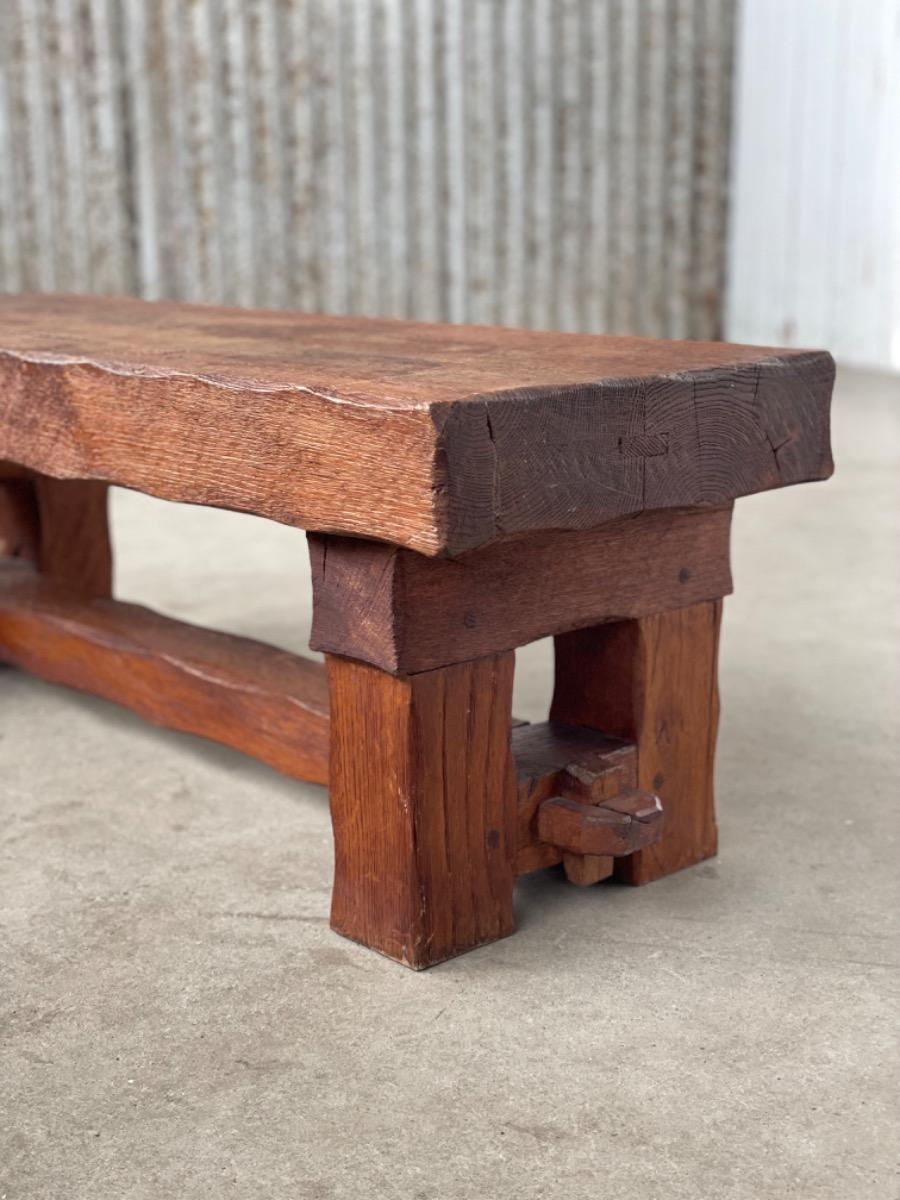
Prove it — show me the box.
[0,294,834,555]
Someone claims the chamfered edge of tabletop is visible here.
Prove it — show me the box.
[427,347,835,557]
[0,294,835,556]
[0,291,833,408]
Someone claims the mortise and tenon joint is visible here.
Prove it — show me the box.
[0,295,834,968]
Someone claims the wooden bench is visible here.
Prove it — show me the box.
[0,294,835,968]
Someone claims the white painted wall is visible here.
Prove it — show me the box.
[727,0,900,370]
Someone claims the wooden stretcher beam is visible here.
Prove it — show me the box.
[0,561,331,786]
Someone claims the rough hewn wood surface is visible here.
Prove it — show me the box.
[537,791,663,858]
[0,561,330,785]
[327,651,517,968]
[551,602,722,884]
[0,470,110,596]
[32,477,112,597]
[0,295,834,555]
[309,506,732,673]
[0,478,39,561]
[561,854,615,887]
[511,721,638,877]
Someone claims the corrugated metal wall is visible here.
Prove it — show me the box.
[0,0,735,339]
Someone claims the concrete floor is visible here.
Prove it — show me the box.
[1,367,898,1199]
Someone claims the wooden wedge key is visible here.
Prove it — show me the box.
[537,791,665,860]
[0,295,834,967]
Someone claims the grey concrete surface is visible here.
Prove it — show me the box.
[1,368,898,1199]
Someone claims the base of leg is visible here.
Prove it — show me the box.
[326,652,517,969]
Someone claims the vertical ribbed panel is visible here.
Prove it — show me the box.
[0,0,735,339]
[0,0,132,294]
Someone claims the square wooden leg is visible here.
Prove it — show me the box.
[551,601,722,884]
[326,652,517,969]
[0,468,111,597]
[31,476,112,598]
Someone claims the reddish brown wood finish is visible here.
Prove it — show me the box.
[326,652,517,968]
[551,602,722,884]
[0,478,39,561]
[0,468,110,596]
[0,297,837,966]
[537,791,663,858]
[33,477,112,597]
[562,854,615,887]
[511,722,638,876]
[0,561,330,785]
[0,559,667,885]
[0,294,833,555]
[309,506,732,673]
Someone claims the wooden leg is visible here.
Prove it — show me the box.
[563,853,614,887]
[0,469,111,596]
[0,475,39,562]
[550,600,722,884]
[33,477,112,597]
[326,652,517,969]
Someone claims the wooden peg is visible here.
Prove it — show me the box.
[538,790,664,859]
[562,853,615,887]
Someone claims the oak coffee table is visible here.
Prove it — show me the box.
[0,295,834,968]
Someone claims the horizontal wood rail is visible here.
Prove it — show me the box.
[0,561,330,785]
[0,560,651,879]
[308,504,734,674]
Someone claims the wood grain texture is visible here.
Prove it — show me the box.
[0,466,110,598]
[0,561,330,785]
[551,602,722,884]
[309,506,733,672]
[511,721,638,877]
[326,651,516,968]
[537,791,664,858]
[0,478,39,560]
[561,854,615,887]
[0,294,834,555]
[32,477,112,597]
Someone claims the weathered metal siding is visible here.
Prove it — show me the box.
[0,0,735,338]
